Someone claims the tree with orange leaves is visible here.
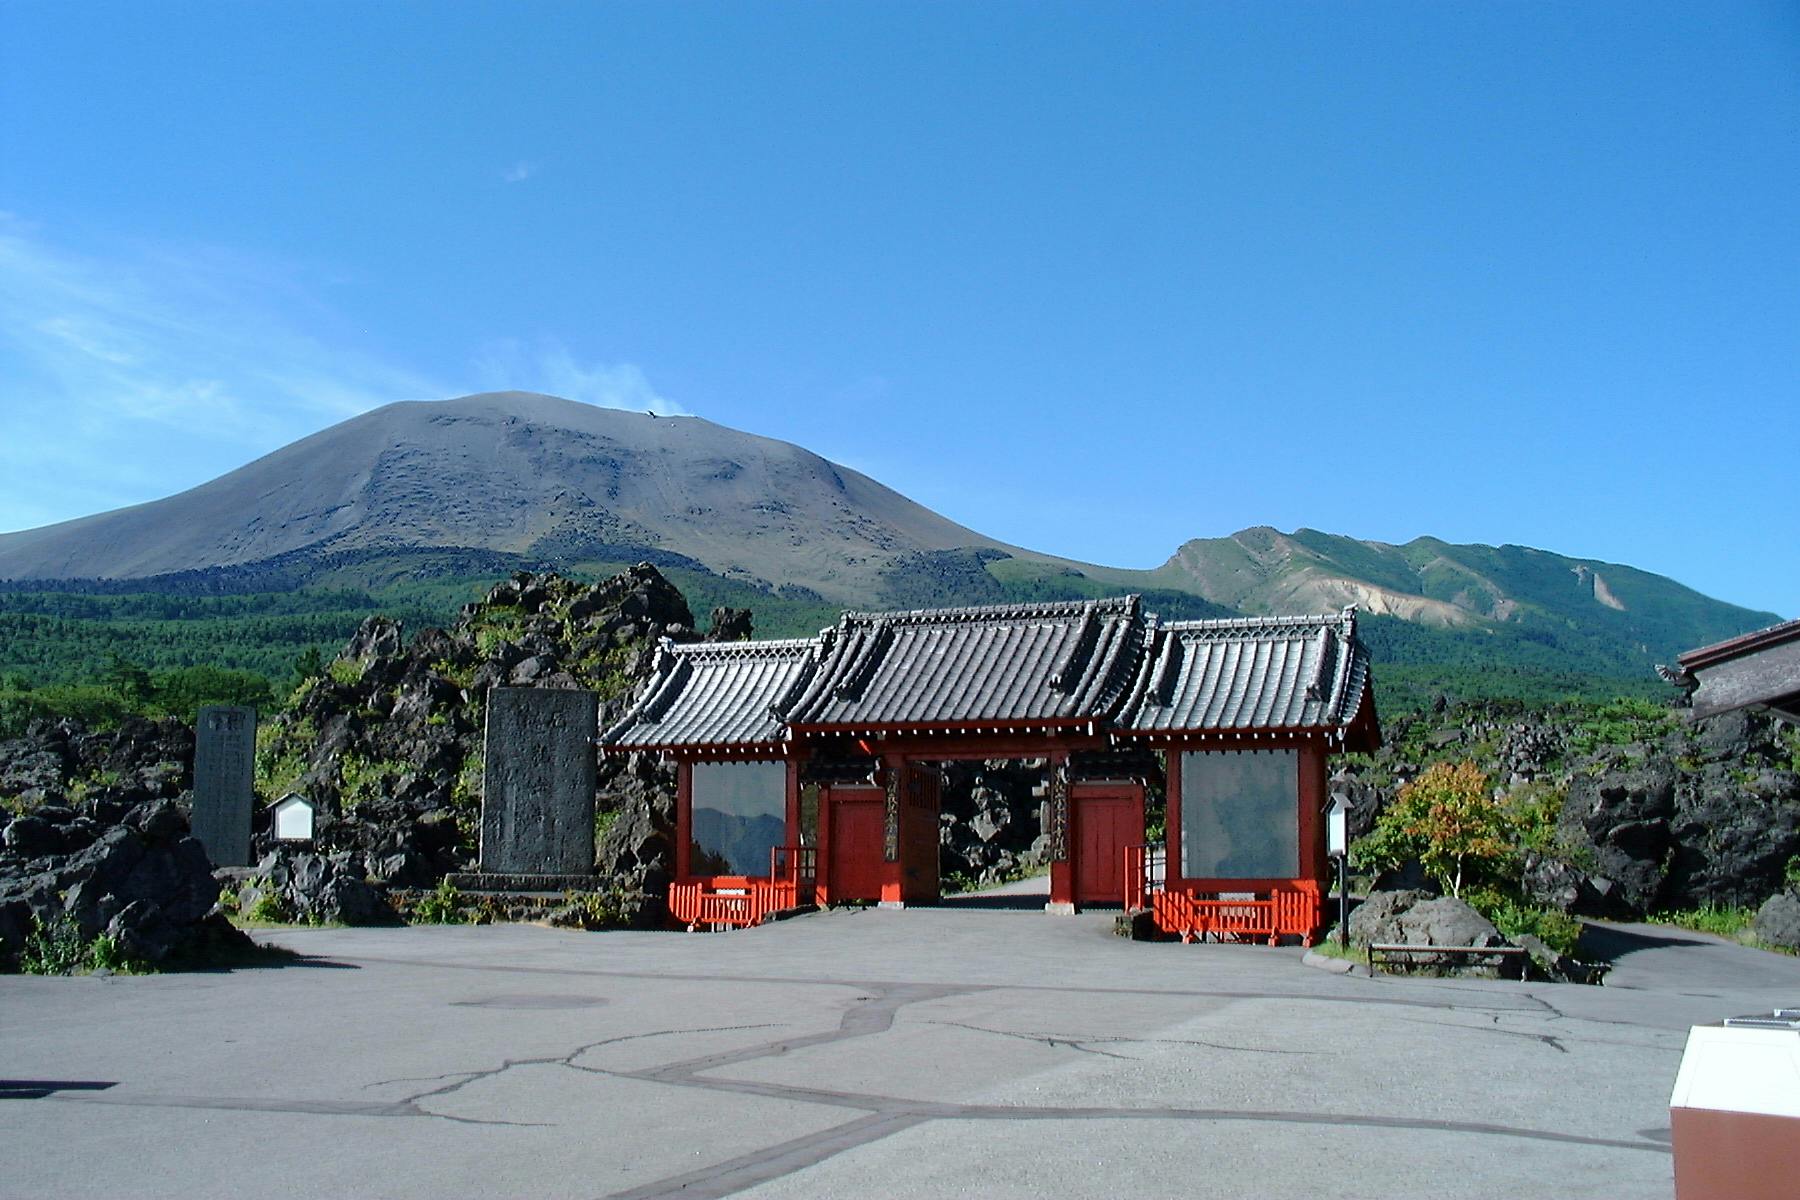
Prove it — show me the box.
[1355,760,1514,899]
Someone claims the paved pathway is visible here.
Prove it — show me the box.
[6,906,1798,1199]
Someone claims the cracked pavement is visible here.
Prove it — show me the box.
[5,906,1798,1198]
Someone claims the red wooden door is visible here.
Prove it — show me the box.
[827,790,885,903]
[1075,790,1143,905]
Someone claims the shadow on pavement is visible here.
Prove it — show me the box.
[938,893,1051,912]
[1577,922,1703,963]
[0,1079,118,1100]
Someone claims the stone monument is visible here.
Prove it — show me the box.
[477,687,599,878]
[192,705,256,867]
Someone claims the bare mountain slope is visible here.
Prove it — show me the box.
[0,392,1010,602]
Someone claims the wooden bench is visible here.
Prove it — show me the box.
[1367,942,1527,975]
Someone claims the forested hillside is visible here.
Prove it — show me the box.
[0,551,1698,738]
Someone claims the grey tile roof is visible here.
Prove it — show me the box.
[782,596,1146,731]
[1117,608,1372,737]
[1666,617,1800,722]
[600,637,823,750]
[599,600,1377,752]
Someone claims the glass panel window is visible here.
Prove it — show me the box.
[691,761,787,876]
[1180,750,1298,879]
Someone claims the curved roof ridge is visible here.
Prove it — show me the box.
[663,636,823,658]
[1163,612,1347,636]
[1088,598,1150,716]
[838,593,1139,627]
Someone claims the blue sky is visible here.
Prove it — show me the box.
[2,2,1796,617]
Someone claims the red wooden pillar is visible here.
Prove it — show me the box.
[879,753,906,907]
[674,759,693,881]
[1046,752,1074,914]
[1297,742,1329,942]
[1164,747,1184,889]
[784,757,802,856]
[815,782,835,905]
[1298,742,1329,888]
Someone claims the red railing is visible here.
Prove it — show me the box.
[668,878,798,930]
[668,848,816,931]
[1126,845,1319,943]
[1126,843,1165,912]
[1151,887,1321,946]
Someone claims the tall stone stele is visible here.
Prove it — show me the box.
[191,704,256,867]
[479,688,599,876]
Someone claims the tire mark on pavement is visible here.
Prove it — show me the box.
[603,1112,928,1200]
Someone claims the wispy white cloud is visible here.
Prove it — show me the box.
[0,216,443,531]
[501,160,537,183]
[473,337,689,416]
[0,216,685,536]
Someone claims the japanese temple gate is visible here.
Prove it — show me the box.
[599,596,1379,941]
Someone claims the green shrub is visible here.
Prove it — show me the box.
[451,751,484,847]
[431,657,476,689]
[1571,698,1675,755]
[1782,726,1800,776]
[85,933,140,973]
[17,914,146,975]
[561,889,622,928]
[244,878,290,924]
[1469,889,1584,957]
[255,722,309,801]
[19,914,88,974]
[337,753,405,816]
[593,806,618,847]
[414,878,465,925]
[63,769,122,805]
[327,658,365,687]
[1649,903,1757,939]
[473,618,523,659]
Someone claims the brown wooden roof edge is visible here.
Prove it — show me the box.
[1671,616,1800,675]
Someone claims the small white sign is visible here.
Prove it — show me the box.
[272,794,315,842]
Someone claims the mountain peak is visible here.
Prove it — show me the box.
[0,392,1001,599]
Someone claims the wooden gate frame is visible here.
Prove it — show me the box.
[1064,781,1147,909]
[1131,736,1333,944]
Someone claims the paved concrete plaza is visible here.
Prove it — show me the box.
[6,897,1799,1199]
